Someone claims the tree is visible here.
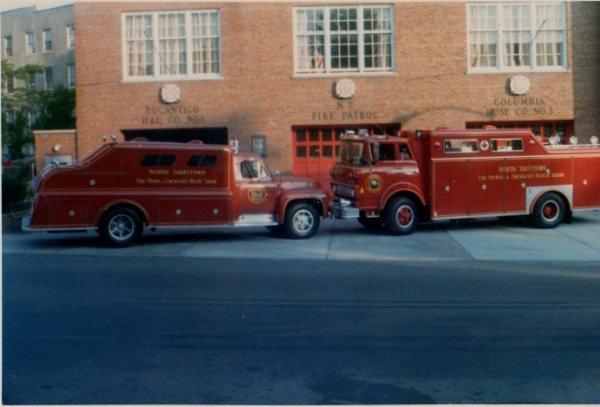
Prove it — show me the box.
[2,59,44,159]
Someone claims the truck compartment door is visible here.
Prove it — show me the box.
[469,160,505,215]
[46,199,90,227]
[158,199,193,224]
[433,161,469,217]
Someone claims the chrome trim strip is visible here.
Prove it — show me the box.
[431,211,528,221]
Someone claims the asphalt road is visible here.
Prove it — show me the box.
[3,214,600,404]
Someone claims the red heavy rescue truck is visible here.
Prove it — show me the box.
[330,127,600,234]
[25,141,329,245]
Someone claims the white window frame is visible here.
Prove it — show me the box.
[293,5,396,77]
[42,29,52,53]
[4,35,13,58]
[44,67,53,90]
[467,2,567,73]
[121,10,222,83]
[67,64,75,88]
[66,25,75,49]
[25,32,36,54]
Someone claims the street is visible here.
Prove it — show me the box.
[3,212,600,404]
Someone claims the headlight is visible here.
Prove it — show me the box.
[332,184,356,198]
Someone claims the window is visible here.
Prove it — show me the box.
[6,74,14,93]
[240,159,269,179]
[140,154,176,166]
[44,67,53,90]
[295,5,394,75]
[67,64,75,88]
[378,143,396,161]
[28,72,36,89]
[43,29,52,52]
[491,139,524,152]
[123,10,220,81]
[467,3,566,72]
[443,139,479,154]
[66,25,75,48]
[26,32,35,54]
[4,35,12,57]
[187,155,217,166]
[466,121,573,139]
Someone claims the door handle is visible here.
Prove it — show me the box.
[444,186,451,192]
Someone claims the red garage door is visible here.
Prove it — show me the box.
[292,125,401,183]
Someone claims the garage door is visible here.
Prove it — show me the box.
[292,125,401,180]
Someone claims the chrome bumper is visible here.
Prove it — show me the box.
[330,199,360,219]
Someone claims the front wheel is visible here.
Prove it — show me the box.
[100,207,143,247]
[533,193,565,229]
[283,203,320,239]
[384,197,419,235]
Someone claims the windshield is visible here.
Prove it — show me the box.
[339,141,366,165]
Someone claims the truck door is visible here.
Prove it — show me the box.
[469,160,505,215]
[236,157,279,219]
[433,160,469,217]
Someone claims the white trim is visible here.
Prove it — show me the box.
[33,129,76,134]
[293,5,395,76]
[466,2,568,74]
[121,9,222,82]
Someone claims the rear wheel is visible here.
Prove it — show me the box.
[385,196,419,235]
[533,192,565,229]
[284,202,320,239]
[100,207,143,247]
[358,211,384,229]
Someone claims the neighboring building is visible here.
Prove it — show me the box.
[34,2,600,178]
[1,5,75,91]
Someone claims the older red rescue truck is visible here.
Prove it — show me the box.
[26,141,329,245]
[330,128,600,234]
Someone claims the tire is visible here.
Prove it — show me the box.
[533,192,565,229]
[100,207,143,247]
[283,202,320,239]
[384,196,419,235]
[358,211,384,229]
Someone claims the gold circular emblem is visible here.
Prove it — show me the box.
[247,187,267,205]
[366,174,383,193]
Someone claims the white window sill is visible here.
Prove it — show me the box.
[293,71,397,79]
[121,75,223,84]
[468,67,569,74]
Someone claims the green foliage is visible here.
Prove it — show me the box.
[2,161,33,213]
[35,86,76,130]
[1,59,74,159]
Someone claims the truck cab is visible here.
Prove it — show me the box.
[26,141,330,246]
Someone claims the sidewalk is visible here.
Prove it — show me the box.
[4,211,600,262]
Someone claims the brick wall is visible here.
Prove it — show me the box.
[572,2,600,140]
[73,2,594,174]
[34,129,77,171]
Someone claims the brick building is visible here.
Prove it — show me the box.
[35,1,600,178]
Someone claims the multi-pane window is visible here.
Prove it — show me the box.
[67,64,75,88]
[4,35,12,57]
[123,10,220,80]
[66,25,75,49]
[26,32,35,54]
[6,74,14,93]
[28,72,36,89]
[535,3,565,66]
[44,67,53,90]
[191,11,220,74]
[295,5,394,74]
[467,2,566,71]
[43,29,52,52]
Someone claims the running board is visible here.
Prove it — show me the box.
[234,213,278,227]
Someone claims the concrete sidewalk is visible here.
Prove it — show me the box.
[4,211,600,262]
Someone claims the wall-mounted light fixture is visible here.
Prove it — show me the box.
[251,134,267,157]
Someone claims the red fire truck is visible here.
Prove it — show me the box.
[25,141,329,245]
[330,127,600,234]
